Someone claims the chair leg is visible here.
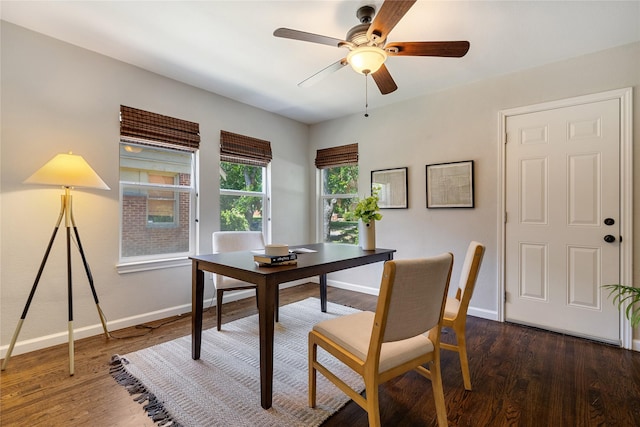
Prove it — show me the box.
[430,359,449,427]
[455,326,472,391]
[308,337,317,408]
[364,380,381,427]
[216,289,224,331]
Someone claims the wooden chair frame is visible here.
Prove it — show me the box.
[309,254,453,427]
[441,241,485,390]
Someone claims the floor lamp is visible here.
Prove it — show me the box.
[1,152,110,376]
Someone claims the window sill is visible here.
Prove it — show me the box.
[116,256,191,274]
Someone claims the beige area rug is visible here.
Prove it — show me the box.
[110,298,364,426]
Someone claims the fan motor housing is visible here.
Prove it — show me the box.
[346,5,377,46]
[346,23,371,46]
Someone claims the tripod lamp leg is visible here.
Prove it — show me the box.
[95,304,110,338]
[1,208,63,371]
[71,224,110,338]
[3,191,108,375]
[68,321,74,376]
[1,319,25,371]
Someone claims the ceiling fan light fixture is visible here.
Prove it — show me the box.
[347,46,387,75]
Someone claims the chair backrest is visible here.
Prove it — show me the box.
[212,231,265,254]
[455,241,485,312]
[374,253,453,345]
[212,231,265,287]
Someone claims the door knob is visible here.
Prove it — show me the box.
[604,235,616,243]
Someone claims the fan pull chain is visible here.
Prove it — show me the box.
[364,72,369,118]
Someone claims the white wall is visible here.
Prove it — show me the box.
[2,20,638,356]
[309,42,640,339]
[0,22,309,356]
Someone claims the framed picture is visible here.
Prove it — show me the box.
[371,167,408,209]
[426,160,474,208]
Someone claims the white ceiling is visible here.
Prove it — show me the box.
[1,1,639,124]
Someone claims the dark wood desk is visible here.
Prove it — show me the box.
[190,243,395,409]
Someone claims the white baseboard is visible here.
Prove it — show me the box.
[325,279,380,296]
[4,279,635,359]
[328,282,638,350]
[327,279,501,322]
[1,302,194,359]
[467,307,500,321]
[0,280,308,359]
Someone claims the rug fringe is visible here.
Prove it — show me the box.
[110,355,183,427]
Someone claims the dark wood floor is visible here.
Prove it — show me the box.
[1,283,639,426]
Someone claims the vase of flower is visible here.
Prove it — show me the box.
[359,219,376,250]
[352,190,382,251]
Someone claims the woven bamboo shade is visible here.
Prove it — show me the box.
[220,130,272,167]
[120,105,200,152]
[315,143,359,169]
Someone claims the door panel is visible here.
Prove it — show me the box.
[519,242,547,300]
[505,99,620,344]
[520,157,547,224]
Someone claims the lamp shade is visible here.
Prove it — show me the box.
[24,152,110,190]
[347,46,388,75]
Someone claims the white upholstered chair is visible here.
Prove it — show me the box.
[309,254,454,427]
[441,241,485,390]
[212,231,279,330]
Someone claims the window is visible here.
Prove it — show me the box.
[120,144,193,257]
[219,131,271,233]
[220,162,267,231]
[316,144,359,244]
[118,106,199,267]
[147,173,178,225]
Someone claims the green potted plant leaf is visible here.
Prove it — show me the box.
[603,284,640,327]
[351,190,382,250]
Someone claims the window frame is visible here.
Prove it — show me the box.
[219,160,271,237]
[117,143,199,273]
[317,165,359,244]
[315,143,359,244]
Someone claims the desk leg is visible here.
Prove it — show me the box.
[192,262,204,360]
[320,274,327,312]
[256,281,276,409]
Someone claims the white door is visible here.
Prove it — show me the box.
[505,99,620,344]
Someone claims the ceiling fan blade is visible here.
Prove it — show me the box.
[367,0,416,43]
[299,59,348,87]
[274,28,344,48]
[371,64,398,95]
[385,41,471,57]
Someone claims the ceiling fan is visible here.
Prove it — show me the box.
[273,0,470,95]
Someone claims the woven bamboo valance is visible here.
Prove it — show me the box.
[220,130,272,167]
[315,143,359,169]
[120,105,200,152]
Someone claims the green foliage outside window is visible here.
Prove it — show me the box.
[220,162,264,231]
[322,165,359,243]
[220,205,250,231]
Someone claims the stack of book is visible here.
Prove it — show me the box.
[253,252,297,267]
